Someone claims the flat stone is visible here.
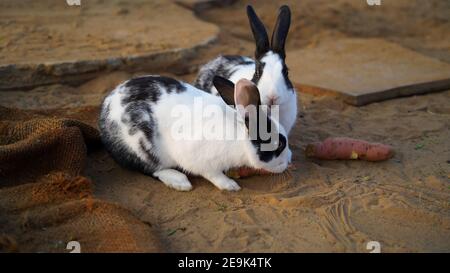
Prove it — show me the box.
[288,38,450,105]
[0,0,219,90]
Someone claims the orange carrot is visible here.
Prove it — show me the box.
[226,167,272,179]
[305,137,394,161]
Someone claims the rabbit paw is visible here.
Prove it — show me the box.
[154,169,193,191]
[206,173,241,191]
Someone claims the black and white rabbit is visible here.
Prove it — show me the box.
[99,75,291,191]
[194,5,297,135]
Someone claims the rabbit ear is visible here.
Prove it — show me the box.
[271,5,291,59]
[213,76,235,106]
[247,5,270,59]
[234,79,261,109]
[234,79,262,132]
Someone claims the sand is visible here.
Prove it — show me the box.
[87,89,450,252]
[0,0,219,90]
[0,0,218,65]
[1,0,449,252]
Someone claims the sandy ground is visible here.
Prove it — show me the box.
[0,0,218,90]
[87,89,450,252]
[0,0,217,64]
[1,0,449,252]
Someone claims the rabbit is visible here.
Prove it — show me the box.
[194,5,297,135]
[99,75,291,191]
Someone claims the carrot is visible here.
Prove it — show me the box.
[305,137,394,161]
[226,167,272,179]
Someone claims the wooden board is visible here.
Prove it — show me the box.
[287,38,450,105]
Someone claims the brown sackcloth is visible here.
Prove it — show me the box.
[0,106,163,252]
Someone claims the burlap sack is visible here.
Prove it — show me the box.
[0,106,163,252]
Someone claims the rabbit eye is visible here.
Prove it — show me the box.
[277,140,283,150]
[275,134,287,156]
[256,66,263,76]
[253,61,265,82]
[282,66,289,77]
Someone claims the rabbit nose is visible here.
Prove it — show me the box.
[267,95,279,106]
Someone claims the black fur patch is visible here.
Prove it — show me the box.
[123,75,185,104]
[194,55,254,92]
[281,63,294,91]
[223,55,254,65]
[249,110,287,162]
[251,60,265,85]
[99,76,186,175]
[251,53,293,92]
[124,101,153,138]
[252,133,287,162]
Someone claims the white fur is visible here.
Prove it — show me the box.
[210,52,297,134]
[255,52,297,134]
[103,86,153,163]
[153,169,192,191]
[103,80,290,191]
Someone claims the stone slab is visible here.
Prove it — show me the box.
[288,38,450,105]
[0,0,219,90]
